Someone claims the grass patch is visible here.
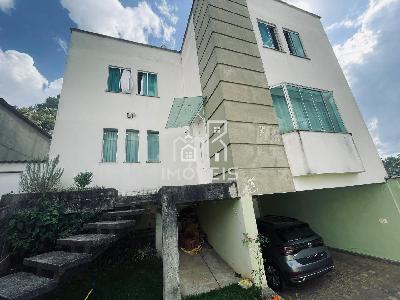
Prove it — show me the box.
[44,238,163,300]
[44,237,261,300]
[186,284,262,300]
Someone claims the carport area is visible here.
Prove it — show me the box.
[280,249,400,300]
[255,179,400,299]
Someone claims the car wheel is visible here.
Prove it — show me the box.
[265,264,283,291]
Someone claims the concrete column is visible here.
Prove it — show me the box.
[161,194,181,300]
[155,212,162,257]
[191,0,295,196]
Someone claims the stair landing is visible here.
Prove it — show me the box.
[0,272,56,300]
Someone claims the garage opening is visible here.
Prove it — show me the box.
[177,206,238,297]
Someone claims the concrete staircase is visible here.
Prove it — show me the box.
[0,202,146,300]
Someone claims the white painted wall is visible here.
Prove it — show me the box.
[247,0,387,191]
[50,28,203,194]
[0,163,25,197]
[282,131,365,178]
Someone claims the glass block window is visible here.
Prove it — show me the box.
[138,71,158,97]
[284,30,306,58]
[126,130,139,163]
[102,129,118,162]
[270,84,346,134]
[258,21,281,50]
[147,131,160,162]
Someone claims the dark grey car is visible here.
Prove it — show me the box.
[257,215,334,291]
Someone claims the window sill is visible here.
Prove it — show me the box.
[262,45,286,54]
[100,161,117,164]
[146,161,161,164]
[136,94,160,99]
[105,90,133,95]
[288,54,310,60]
[124,161,140,164]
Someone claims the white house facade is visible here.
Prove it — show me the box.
[50,0,387,195]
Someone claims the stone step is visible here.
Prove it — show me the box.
[0,272,56,300]
[83,220,136,234]
[23,251,91,280]
[103,209,145,220]
[113,203,136,211]
[57,234,117,252]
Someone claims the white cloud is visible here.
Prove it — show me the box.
[0,0,15,13]
[332,0,399,78]
[157,0,178,25]
[60,0,177,46]
[367,117,391,157]
[0,49,63,107]
[45,78,64,98]
[55,37,68,54]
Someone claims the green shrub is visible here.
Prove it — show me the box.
[73,171,93,190]
[4,199,97,257]
[19,155,64,194]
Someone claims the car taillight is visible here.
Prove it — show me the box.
[281,246,296,255]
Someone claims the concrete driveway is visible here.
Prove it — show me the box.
[280,250,400,300]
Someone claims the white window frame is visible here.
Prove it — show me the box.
[137,70,158,97]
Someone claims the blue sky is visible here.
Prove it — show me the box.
[0,0,398,156]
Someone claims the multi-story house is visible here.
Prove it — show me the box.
[50,0,398,296]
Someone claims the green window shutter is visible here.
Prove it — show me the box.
[287,85,310,130]
[284,31,295,54]
[148,73,158,97]
[290,32,306,58]
[271,87,294,133]
[126,130,139,163]
[284,30,306,58]
[107,67,122,92]
[310,90,335,132]
[102,129,118,162]
[299,89,323,131]
[147,131,159,162]
[322,92,347,133]
[258,22,279,50]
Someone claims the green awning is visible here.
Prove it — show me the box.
[166,96,204,128]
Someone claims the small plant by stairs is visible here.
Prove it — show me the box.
[0,202,146,300]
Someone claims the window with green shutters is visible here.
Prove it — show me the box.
[107,66,132,93]
[270,87,294,133]
[147,131,160,162]
[138,71,158,97]
[270,84,346,134]
[102,129,118,162]
[258,21,281,51]
[283,30,307,58]
[125,130,139,163]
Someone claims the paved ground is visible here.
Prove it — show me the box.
[280,250,400,300]
[179,247,238,297]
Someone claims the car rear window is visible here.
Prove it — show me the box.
[276,224,315,242]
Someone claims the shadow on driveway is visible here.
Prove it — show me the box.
[280,250,400,300]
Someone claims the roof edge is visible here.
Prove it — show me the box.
[0,98,52,140]
[71,28,181,54]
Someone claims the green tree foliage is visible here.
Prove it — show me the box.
[18,95,59,135]
[383,154,400,177]
[19,156,64,194]
[74,171,93,190]
[3,200,97,257]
